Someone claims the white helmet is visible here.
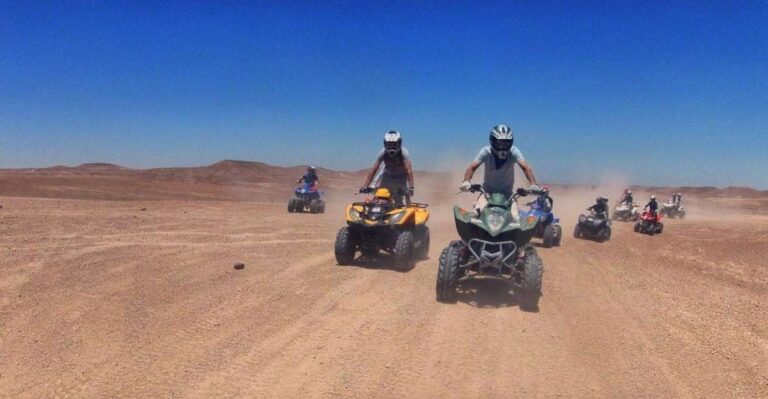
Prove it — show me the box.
[489,124,514,159]
[651,195,656,200]
[383,130,402,158]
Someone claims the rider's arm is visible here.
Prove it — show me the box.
[363,159,382,187]
[405,158,414,188]
[297,175,304,184]
[463,161,481,182]
[518,159,537,186]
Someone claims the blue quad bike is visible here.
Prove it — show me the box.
[519,199,562,248]
[288,183,326,214]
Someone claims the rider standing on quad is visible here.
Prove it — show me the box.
[645,195,659,215]
[588,196,610,218]
[672,192,682,205]
[361,131,415,205]
[297,165,320,186]
[459,124,539,218]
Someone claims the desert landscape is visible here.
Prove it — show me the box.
[1,161,767,398]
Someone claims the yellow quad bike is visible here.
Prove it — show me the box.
[334,188,430,271]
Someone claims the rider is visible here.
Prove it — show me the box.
[645,195,659,215]
[622,189,634,206]
[527,185,553,212]
[588,196,610,219]
[459,124,539,219]
[672,192,682,205]
[297,165,320,187]
[360,131,415,205]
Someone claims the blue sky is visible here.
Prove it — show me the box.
[1,1,766,187]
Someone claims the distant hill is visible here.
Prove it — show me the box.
[0,160,763,202]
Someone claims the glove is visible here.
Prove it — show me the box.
[359,186,374,194]
[406,187,414,197]
[459,181,472,192]
[529,184,541,192]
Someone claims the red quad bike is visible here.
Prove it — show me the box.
[634,211,664,235]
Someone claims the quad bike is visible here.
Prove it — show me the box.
[288,183,325,214]
[574,212,612,242]
[519,197,562,248]
[635,211,664,235]
[613,202,640,222]
[334,188,430,271]
[435,185,544,311]
[660,202,686,219]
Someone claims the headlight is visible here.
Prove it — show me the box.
[487,213,506,231]
[349,208,361,221]
[579,215,586,223]
[389,211,407,224]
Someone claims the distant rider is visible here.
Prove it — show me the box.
[645,195,659,215]
[672,192,682,206]
[360,131,415,205]
[527,185,553,212]
[588,196,610,219]
[622,189,634,206]
[297,165,320,187]
[459,124,539,219]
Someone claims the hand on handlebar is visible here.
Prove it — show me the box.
[359,186,374,194]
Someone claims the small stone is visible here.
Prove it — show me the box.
[140,208,147,211]
[234,263,245,270]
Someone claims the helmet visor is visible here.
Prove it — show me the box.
[491,137,512,152]
[384,141,400,150]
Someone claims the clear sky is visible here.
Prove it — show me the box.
[1,1,766,187]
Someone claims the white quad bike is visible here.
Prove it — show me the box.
[613,202,640,222]
[660,201,686,219]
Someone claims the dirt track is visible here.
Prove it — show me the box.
[1,191,767,398]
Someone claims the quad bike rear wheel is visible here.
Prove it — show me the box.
[554,225,563,246]
[334,227,356,265]
[542,224,557,248]
[601,226,612,242]
[436,241,462,303]
[519,246,543,312]
[416,227,431,260]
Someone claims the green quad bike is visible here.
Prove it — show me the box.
[436,185,545,311]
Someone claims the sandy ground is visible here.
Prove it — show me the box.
[1,180,768,397]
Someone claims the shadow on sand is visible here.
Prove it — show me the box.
[453,277,527,310]
[340,253,429,273]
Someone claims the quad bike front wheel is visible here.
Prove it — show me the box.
[573,223,582,239]
[287,199,296,213]
[542,224,557,248]
[393,231,416,271]
[554,225,563,246]
[334,227,356,265]
[519,246,543,312]
[436,241,462,303]
[634,222,641,233]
